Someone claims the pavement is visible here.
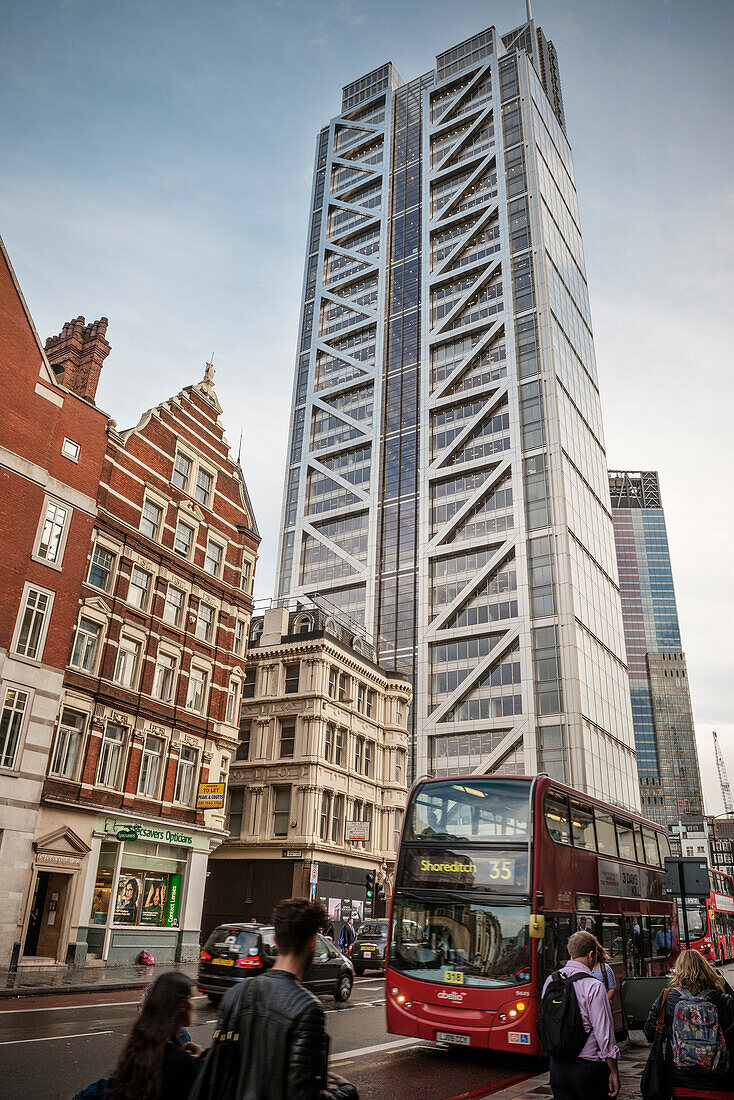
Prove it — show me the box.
[0,959,199,998]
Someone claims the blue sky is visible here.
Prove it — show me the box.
[2,0,732,809]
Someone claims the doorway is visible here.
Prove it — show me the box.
[24,871,70,959]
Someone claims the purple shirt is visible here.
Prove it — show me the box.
[542,960,620,1062]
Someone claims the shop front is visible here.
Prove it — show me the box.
[79,814,214,963]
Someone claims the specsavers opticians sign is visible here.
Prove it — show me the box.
[99,817,210,850]
[402,847,529,892]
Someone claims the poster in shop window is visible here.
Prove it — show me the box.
[115,874,143,924]
[141,876,168,926]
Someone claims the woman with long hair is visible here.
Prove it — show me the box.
[109,972,200,1100]
[644,949,734,1098]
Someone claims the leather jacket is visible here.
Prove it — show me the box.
[219,970,357,1100]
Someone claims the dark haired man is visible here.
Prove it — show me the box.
[218,897,357,1099]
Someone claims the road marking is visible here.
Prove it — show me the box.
[0,994,207,1015]
[330,1037,423,1062]
[0,1030,114,1045]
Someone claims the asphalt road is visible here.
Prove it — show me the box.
[0,976,536,1100]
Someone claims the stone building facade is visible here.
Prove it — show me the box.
[0,237,110,968]
[31,357,260,964]
[203,602,411,937]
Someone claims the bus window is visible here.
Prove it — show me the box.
[650,916,672,957]
[574,913,597,937]
[545,790,571,845]
[642,827,660,867]
[657,832,671,863]
[406,778,531,841]
[634,825,645,863]
[544,914,573,974]
[595,810,617,856]
[569,799,596,851]
[616,820,636,862]
[601,916,624,964]
[640,916,653,961]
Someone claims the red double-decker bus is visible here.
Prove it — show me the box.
[678,868,734,963]
[386,774,676,1055]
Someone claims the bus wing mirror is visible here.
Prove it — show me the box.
[529,914,545,939]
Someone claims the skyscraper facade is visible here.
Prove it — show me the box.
[276,17,639,808]
[609,470,704,825]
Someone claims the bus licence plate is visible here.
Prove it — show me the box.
[436,1031,470,1046]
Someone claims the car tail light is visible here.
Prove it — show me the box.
[236,955,261,968]
[200,950,212,960]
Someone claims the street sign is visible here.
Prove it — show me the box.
[196,782,225,809]
[282,848,303,858]
[346,821,371,842]
[310,862,319,884]
[664,857,710,898]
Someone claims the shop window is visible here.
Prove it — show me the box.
[51,708,86,778]
[97,722,126,788]
[569,798,596,850]
[174,746,197,804]
[138,735,165,798]
[88,545,116,592]
[89,841,117,925]
[273,786,291,837]
[228,788,244,837]
[279,721,295,759]
[285,663,300,694]
[544,789,571,844]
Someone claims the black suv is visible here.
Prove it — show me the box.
[351,919,388,975]
[198,922,354,1005]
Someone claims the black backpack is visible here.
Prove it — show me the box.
[189,985,250,1100]
[537,971,594,1060]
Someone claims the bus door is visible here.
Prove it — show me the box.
[541,914,572,982]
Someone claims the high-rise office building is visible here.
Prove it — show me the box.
[276,16,639,807]
[609,470,704,825]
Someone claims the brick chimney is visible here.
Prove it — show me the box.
[44,316,111,402]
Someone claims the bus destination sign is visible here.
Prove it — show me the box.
[403,847,528,893]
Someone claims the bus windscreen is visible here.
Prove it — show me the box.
[406,778,532,842]
[390,897,530,988]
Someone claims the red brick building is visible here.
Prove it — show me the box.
[0,237,109,968]
[33,353,260,964]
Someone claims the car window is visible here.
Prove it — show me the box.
[314,934,331,961]
[260,928,278,955]
[358,922,386,937]
[205,927,259,954]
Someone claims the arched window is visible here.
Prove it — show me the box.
[293,613,313,635]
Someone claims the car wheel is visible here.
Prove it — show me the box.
[207,993,222,1007]
[354,966,365,976]
[336,974,353,1002]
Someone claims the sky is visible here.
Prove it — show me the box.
[1,0,732,811]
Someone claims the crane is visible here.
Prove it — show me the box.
[713,730,734,816]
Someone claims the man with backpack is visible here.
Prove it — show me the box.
[538,931,620,1100]
[190,898,358,1100]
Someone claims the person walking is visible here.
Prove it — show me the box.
[323,917,335,941]
[644,949,734,1099]
[541,931,620,1100]
[193,898,357,1100]
[108,972,201,1100]
[339,917,356,953]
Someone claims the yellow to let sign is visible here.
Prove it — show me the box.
[444,970,464,985]
[196,782,225,809]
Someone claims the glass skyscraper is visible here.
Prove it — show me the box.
[276,16,639,808]
[609,470,704,825]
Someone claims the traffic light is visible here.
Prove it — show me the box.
[365,871,375,900]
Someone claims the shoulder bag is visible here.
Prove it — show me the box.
[641,988,670,1100]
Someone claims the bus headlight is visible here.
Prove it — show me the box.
[498,999,529,1024]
